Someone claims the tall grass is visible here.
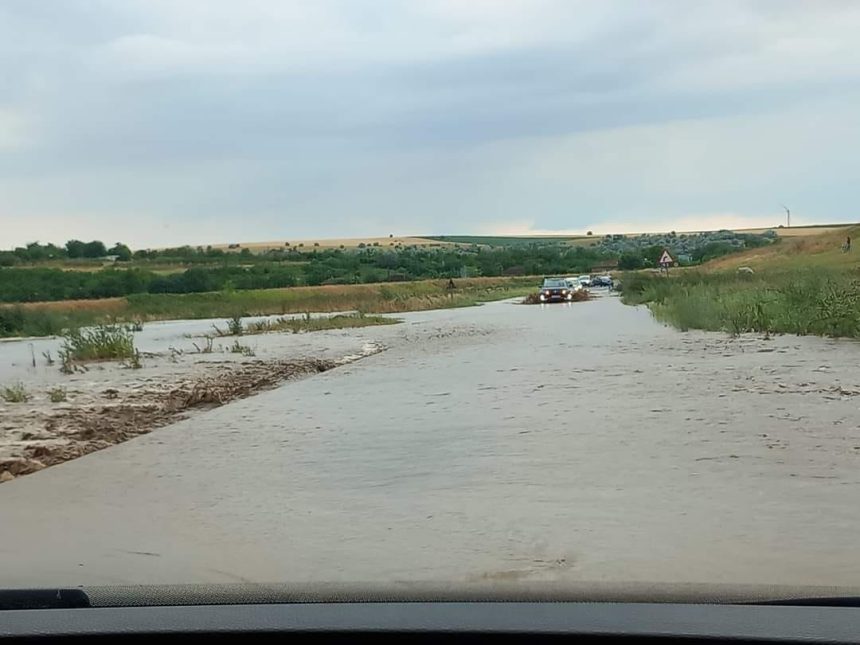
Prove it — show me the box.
[620,269,860,338]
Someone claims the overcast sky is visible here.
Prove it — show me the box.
[2,0,859,247]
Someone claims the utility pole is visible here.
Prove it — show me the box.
[781,204,790,228]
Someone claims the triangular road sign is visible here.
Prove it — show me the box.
[658,250,674,265]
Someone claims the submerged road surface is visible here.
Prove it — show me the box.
[2,296,860,587]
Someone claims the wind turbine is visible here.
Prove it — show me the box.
[781,204,790,228]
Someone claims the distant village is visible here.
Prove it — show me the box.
[595,229,778,265]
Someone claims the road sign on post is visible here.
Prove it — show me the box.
[658,250,674,274]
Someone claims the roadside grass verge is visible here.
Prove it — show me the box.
[123,277,536,319]
[0,277,536,338]
[619,268,860,338]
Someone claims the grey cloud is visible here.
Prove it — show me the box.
[2,1,860,246]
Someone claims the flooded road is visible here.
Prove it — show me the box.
[2,296,860,587]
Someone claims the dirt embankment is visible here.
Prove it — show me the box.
[0,351,378,482]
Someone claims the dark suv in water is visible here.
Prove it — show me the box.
[539,278,574,303]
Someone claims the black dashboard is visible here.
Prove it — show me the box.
[3,600,860,643]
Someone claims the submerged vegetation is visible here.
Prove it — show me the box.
[58,326,136,367]
[229,340,256,357]
[1,382,30,403]
[47,387,68,403]
[243,312,398,335]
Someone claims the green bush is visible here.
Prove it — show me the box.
[0,307,25,335]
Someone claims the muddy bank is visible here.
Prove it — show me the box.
[0,348,382,481]
[0,358,332,480]
[0,311,391,480]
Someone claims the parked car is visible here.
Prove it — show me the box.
[564,277,584,291]
[539,278,575,303]
[577,275,592,287]
[591,275,613,288]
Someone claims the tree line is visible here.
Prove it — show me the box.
[0,245,606,303]
[0,240,134,265]
[0,233,776,304]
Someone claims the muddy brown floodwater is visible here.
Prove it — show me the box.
[0,312,384,478]
[1,295,860,588]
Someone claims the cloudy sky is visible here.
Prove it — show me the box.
[2,0,859,247]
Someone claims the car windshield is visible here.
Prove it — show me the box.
[2,0,860,603]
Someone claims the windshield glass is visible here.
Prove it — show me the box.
[2,0,860,597]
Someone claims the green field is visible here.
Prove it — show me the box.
[429,225,857,249]
[122,277,536,319]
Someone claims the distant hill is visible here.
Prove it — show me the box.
[426,235,588,246]
[205,223,856,253]
[704,224,860,271]
[209,236,453,252]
